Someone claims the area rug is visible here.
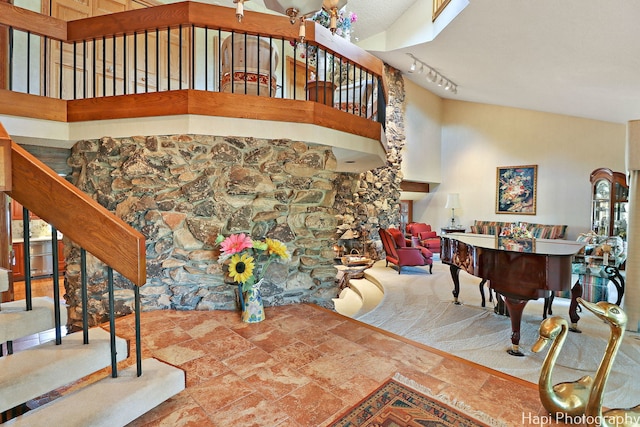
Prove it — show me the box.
[330,373,506,427]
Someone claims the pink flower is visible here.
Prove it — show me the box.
[350,12,357,23]
[220,233,253,255]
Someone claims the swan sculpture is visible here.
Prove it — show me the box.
[579,298,640,427]
[532,316,593,418]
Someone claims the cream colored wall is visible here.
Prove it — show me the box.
[414,99,627,239]
[402,79,443,185]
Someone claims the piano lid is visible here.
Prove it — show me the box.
[443,233,585,256]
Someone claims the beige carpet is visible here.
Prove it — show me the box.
[357,260,640,409]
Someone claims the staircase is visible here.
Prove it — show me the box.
[0,319,185,426]
[0,127,185,425]
[333,268,385,318]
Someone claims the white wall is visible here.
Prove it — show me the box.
[413,99,627,239]
[402,78,442,184]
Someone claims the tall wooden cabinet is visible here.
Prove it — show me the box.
[590,168,628,239]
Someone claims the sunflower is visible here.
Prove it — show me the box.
[265,238,290,260]
[228,253,255,284]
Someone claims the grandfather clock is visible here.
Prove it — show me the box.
[590,168,628,239]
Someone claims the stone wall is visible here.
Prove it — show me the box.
[63,66,406,328]
[335,66,406,259]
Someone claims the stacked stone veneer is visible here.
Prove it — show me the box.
[63,66,406,328]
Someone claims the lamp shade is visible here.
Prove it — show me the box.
[340,229,357,240]
[263,0,324,19]
[445,193,460,209]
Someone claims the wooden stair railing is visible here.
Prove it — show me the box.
[0,122,146,286]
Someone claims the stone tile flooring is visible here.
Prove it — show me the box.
[109,304,582,427]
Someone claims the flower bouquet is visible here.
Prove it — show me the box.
[498,224,535,253]
[216,233,290,322]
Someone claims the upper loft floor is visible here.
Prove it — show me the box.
[0,0,388,172]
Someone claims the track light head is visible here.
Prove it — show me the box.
[407,54,457,95]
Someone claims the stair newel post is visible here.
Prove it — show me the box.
[107,267,117,378]
[81,248,89,344]
[51,226,62,345]
[22,207,31,311]
[134,284,142,377]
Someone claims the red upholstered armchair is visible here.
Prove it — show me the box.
[406,222,441,254]
[379,228,433,274]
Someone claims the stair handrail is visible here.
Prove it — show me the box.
[0,122,146,286]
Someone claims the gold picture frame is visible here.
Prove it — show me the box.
[496,165,537,214]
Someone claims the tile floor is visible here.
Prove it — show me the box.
[9,276,586,426]
[106,304,577,427]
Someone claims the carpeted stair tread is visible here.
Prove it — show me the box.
[0,297,68,343]
[363,271,384,294]
[4,358,186,427]
[349,278,384,316]
[0,327,127,413]
[332,287,363,317]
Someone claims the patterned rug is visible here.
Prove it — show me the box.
[330,374,506,427]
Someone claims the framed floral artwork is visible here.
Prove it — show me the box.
[496,165,537,214]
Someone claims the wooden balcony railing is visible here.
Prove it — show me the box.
[0,1,387,140]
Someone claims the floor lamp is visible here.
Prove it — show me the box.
[445,193,460,227]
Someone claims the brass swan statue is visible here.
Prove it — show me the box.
[579,298,640,427]
[532,316,593,418]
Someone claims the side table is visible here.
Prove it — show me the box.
[441,227,466,234]
[335,262,375,295]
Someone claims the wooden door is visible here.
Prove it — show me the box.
[1,194,13,302]
[130,26,190,94]
[12,243,24,282]
[48,0,92,99]
[47,0,189,98]
[286,57,314,101]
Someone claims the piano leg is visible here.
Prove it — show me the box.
[479,279,486,307]
[503,297,528,356]
[448,265,462,305]
[493,293,509,316]
[569,280,583,333]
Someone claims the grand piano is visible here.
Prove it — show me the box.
[441,233,585,356]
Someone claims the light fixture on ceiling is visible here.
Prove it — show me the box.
[233,0,249,22]
[322,0,349,34]
[406,53,457,95]
[261,0,348,42]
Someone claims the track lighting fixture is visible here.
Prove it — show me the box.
[406,53,457,95]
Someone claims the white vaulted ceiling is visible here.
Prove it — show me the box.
[212,0,640,124]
